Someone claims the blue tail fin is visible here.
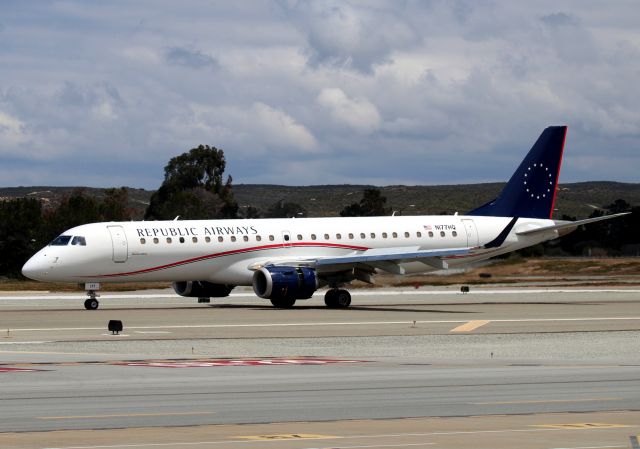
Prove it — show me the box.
[468,126,567,219]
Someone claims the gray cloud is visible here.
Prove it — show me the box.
[0,1,638,189]
[164,46,219,70]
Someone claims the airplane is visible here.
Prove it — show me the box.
[21,126,628,310]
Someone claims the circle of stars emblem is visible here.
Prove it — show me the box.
[523,162,553,200]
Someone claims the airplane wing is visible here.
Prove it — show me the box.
[516,212,630,237]
[315,246,470,273]
[250,246,472,276]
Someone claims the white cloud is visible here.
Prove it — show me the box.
[317,88,381,134]
[252,102,317,152]
[0,111,28,148]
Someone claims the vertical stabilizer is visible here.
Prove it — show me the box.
[468,126,567,219]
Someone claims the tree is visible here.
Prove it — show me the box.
[100,187,132,221]
[264,200,307,218]
[340,188,392,217]
[44,189,102,241]
[239,206,261,219]
[0,198,43,277]
[145,145,238,220]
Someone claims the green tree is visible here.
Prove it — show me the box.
[100,187,132,221]
[0,198,44,277]
[43,189,102,241]
[145,145,238,220]
[340,188,392,217]
[264,200,307,218]
[239,206,261,219]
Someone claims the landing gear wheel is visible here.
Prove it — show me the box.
[325,289,351,308]
[324,289,337,308]
[84,298,99,310]
[335,289,351,308]
[270,297,296,308]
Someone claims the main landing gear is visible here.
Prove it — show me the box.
[324,289,351,308]
[84,290,100,310]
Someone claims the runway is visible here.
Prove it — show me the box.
[1,287,639,448]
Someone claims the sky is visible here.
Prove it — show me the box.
[1,0,638,189]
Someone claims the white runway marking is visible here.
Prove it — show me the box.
[5,316,640,333]
[1,288,639,301]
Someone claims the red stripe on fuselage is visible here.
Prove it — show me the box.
[84,242,370,279]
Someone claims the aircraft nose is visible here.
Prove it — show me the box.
[21,254,48,281]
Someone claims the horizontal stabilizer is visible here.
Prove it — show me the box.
[516,212,630,236]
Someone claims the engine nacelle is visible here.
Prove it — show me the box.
[172,281,234,298]
[252,266,318,300]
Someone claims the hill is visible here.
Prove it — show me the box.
[1,181,638,219]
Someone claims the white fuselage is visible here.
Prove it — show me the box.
[22,215,558,285]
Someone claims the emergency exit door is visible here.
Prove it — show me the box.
[461,219,479,247]
[107,225,128,263]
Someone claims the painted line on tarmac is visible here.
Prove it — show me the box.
[0,340,54,344]
[34,427,629,449]
[471,397,622,405]
[5,316,640,333]
[450,320,490,333]
[2,288,640,301]
[40,411,215,420]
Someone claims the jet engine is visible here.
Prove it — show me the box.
[252,266,318,301]
[172,281,234,298]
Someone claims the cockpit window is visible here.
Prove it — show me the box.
[71,236,87,246]
[50,235,72,246]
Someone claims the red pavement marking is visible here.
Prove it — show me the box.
[115,358,364,368]
[0,367,44,373]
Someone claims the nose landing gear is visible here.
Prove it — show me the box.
[84,290,100,310]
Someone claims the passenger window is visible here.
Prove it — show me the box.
[348,233,354,239]
[256,235,262,242]
[452,231,457,237]
[71,236,87,246]
[360,233,366,239]
[153,238,159,244]
[179,237,185,243]
[324,234,330,240]
[205,236,211,243]
[336,233,341,240]
[231,236,237,242]
[404,232,410,238]
[440,231,446,237]
[297,234,303,240]
[243,235,249,242]
[140,238,146,244]
[382,232,388,238]
[166,237,172,243]
[311,234,317,240]
[269,235,274,241]
[218,236,224,242]
[370,233,375,239]
[192,237,198,243]
[284,234,290,241]
[428,231,434,237]
[50,235,72,246]
[392,232,398,238]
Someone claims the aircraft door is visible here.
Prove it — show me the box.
[107,225,128,263]
[282,231,292,247]
[461,219,479,247]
